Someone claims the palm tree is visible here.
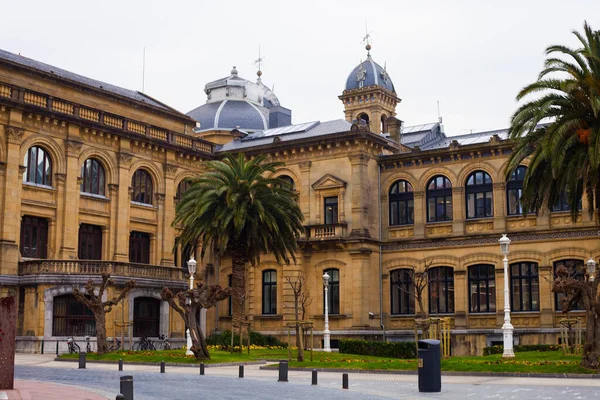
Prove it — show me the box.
[506,21,600,217]
[506,22,600,369]
[174,153,304,343]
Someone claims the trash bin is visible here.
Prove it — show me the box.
[417,339,441,392]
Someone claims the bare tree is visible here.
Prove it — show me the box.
[72,274,135,354]
[284,273,312,361]
[553,263,599,369]
[161,282,231,360]
[390,260,438,318]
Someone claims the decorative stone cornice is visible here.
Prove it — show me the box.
[55,173,67,184]
[348,153,370,165]
[6,126,24,143]
[155,193,166,205]
[299,161,312,171]
[18,165,27,176]
[165,164,178,175]
[108,183,119,192]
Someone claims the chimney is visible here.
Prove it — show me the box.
[387,117,403,144]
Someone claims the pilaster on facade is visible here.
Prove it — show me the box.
[348,154,371,238]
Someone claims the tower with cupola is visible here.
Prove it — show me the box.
[339,43,400,134]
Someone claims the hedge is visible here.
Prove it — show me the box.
[339,339,416,359]
[483,344,562,355]
[206,330,287,349]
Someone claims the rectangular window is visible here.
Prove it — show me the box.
[324,197,338,225]
[129,231,151,264]
[20,216,48,258]
[262,270,277,315]
[324,269,340,315]
[391,269,415,315]
[510,262,540,311]
[78,224,102,260]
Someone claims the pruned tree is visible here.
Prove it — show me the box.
[72,273,135,354]
[553,263,599,369]
[390,260,438,318]
[161,282,231,360]
[284,273,312,361]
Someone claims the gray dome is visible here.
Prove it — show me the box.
[186,99,268,131]
[345,57,395,93]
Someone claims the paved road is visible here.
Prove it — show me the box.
[13,355,600,400]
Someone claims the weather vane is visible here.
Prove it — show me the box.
[254,45,265,82]
[362,20,372,57]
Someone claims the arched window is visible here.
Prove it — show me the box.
[510,262,539,311]
[466,170,493,219]
[507,166,527,215]
[131,169,153,205]
[426,176,453,222]
[390,269,415,315]
[133,297,161,337]
[552,189,583,212]
[357,113,370,125]
[52,294,95,336]
[175,179,192,201]
[554,259,584,311]
[277,175,296,191]
[468,265,496,313]
[23,146,52,186]
[324,268,340,315]
[262,270,277,315]
[389,180,414,226]
[429,267,454,314]
[80,158,106,196]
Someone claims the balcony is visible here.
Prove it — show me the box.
[304,223,348,241]
[18,260,184,281]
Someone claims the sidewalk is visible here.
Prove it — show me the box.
[0,380,109,400]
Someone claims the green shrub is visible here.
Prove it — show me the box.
[483,344,561,355]
[206,330,287,349]
[339,339,416,359]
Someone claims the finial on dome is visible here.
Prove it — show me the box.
[254,45,265,83]
[231,66,238,75]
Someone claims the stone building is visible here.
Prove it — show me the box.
[0,45,597,355]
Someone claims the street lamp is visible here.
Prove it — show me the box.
[322,272,331,352]
[185,256,197,356]
[499,234,514,358]
[587,258,597,282]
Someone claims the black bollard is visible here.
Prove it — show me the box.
[41,339,44,354]
[120,375,134,400]
[311,369,318,385]
[199,362,205,375]
[78,352,86,369]
[118,359,123,371]
[160,361,165,373]
[56,341,59,355]
[238,365,244,378]
[116,395,125,400]
[342,373,349,389]
[278,361,288,382]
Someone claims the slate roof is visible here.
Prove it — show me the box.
[217,119,353,152]
[421,128,509,150]
[345,57,395,93]
[0,48,183,115]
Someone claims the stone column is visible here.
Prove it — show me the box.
[298,161,311,223]
[150,233,157,265]
[154,193,166,265]
[452,186,465,235]
[102,226,109,260]
[493,182,506,232]
[162,164,178,266]
[0,296,16,390]
[58,139,83,259]
[495,266,505,327]
[350,248,374,328]
[453,270,467,328]
[348,154,371,238]
[113,153,133,261]
[108,183,119,260]
[538,264,554,328]
[413,190,425,238]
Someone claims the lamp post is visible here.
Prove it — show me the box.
[185,256,197,356]
[499,234,514,358]
[587,258,597,282]
[322,272,331,352]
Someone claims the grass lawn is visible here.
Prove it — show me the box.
[58,348,595,374]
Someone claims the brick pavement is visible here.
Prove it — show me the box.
[0,380,109,400]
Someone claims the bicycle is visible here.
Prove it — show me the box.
[67,336,80,354]
[108,338,122,352]
[155,334,171,350]
[133,336,156,351]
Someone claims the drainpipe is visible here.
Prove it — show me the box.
[378,164,386,342]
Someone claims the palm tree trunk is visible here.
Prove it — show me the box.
[230,242,247,351]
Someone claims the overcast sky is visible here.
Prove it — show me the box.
[2,1,599,136]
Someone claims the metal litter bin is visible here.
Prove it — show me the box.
[417,339,441,392]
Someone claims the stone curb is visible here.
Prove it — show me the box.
[53,357,268,368]
[259,365,600,379]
